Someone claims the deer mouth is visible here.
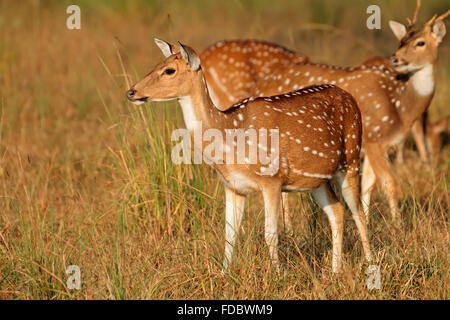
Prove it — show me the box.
[389,57,410,72]
[394,63,424,73]
[128,96,149,106]
[135,96,149,102]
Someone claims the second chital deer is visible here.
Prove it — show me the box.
[126,39,372,273]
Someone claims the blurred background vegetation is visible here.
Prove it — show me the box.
[0,0,448,299]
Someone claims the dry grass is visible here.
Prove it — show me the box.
[0,0,448,299]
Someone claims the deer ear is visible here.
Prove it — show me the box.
[432,20,447,44]
[178,42,201,71]
[154,38,175,57]
[389,20,407,40]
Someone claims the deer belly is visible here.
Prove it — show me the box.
[283,175,330,191]
[282,185,314,192]
[217,171,259,195]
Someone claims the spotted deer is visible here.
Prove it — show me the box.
[200,4,449,225]
[126,39,372,273]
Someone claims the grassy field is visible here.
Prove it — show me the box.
[0,0,448,299]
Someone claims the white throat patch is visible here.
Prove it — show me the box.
[412,64,435,97]
[178,96,200,131]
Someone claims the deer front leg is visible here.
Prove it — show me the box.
[411,115,429,162]
[262,184,281,271]
[222,186,246,273]
[311,183,344,273]
[365,145,400,224]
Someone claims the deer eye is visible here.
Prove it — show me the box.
[164,68,176,75]
[416,41,426,47]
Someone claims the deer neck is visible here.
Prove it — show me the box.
[410,63,436,97]
[176,72,231,172]
[177,71,216,132]
[398,63,436,128]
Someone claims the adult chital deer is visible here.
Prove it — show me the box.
[200,4,449,224]
[126,39,372,273]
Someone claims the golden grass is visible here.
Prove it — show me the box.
[0,0,448,299]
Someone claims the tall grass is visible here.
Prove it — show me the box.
[0,0,448,299]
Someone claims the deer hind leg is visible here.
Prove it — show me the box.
[361,156,377,223]
[262,184,281,271]
[334,171,372,262]
[280,192,293,236]
[365,145,400,224]
[222,186,246,273]
[311,183,344,273]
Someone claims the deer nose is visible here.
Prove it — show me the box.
[389,57,399,66]
[126,89,136,100]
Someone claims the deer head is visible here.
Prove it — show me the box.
[389,2,449,73]
[126,39,201,105]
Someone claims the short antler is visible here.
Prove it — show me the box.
[435,9,450,23]
[407,0,421,27]
[425,9,450,28]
